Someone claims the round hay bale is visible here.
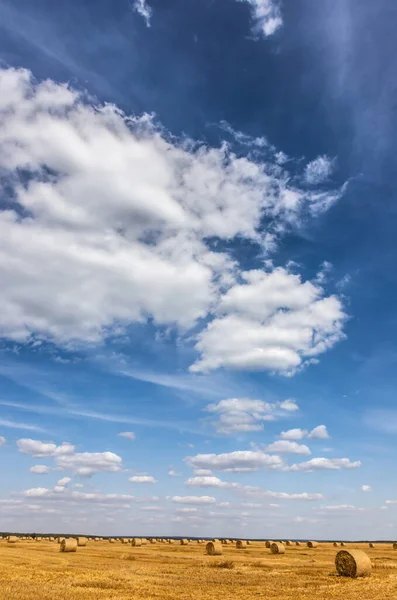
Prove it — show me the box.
[236,540,247,549]
[246,540,251,545]
[7,536,18,544]
[393,543,397,550]
[295,541,301,546]
[270,542,285,555]
[60,538,77,553]
[206,541,223,556]
[180,538,189,545]
[265,540,273,548]
[108,538,115,543]
[307,541,318,548]
[369,543,374,548]
[286,541,293,546]
[141,538,147,545]
[333,542,339,547]
[121,538,129,544]
[77,537,87,547]
[131,538,142,547]
[340,542,346,547]
[335,549,372,578]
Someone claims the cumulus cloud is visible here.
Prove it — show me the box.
[132,0,152,27]
[0,436,5,446]
[205,398,277,434]
[279,399,299,412]
[29,465,50,474]
[17,439,75,458]
[308,425,330,439]
[238,0,283,37]
[118,432,136,440]
[193,469,213,476]
[280,428,308,440]
[185,476,239,488]
[57,452,123,477]
[185,450,283,472]
[280,425,330,441]
[23,487,52,498]
[171,496,217,505]
[0,68,345,376]
[361,485,372,492]
[57,477,71,486]
[304,156,334,185]
[168,469,182,477]
[265,440,311,455]
[287,457,361,472]
[244,487,324,501]
[190,268,346,375]
[129,475,157,484]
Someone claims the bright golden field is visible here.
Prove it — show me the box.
[1,539,397,600]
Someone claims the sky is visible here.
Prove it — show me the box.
[0,0,397,540]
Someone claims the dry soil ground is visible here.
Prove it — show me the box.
[1,539,397,600]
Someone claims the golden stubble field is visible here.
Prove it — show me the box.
[1,539,397,600]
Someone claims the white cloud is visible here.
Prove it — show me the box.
[185,476,238,488]
[265,440,311,455]
[0,436,6,446]
[205,397,299,435]
[308,425,330,439]
[118,431,136,440]
[185,450,283,472]
[168,469,182,477]
[319,505,364,512]
[0,419,45,432]
[243,486,324,501]
[361,485,372,492]
[190,268,346,375]
[0,68,344,376]
[206,398,274,434]
[280,428,308,440]
[287,457,361,472]
[386,500,397,505]
[57,451,122,477]
[29,465,50,474]
[23,487,52,498]
[17,439,75,458]
[304,156,334,185]
[176,507,198,513]
[238,0,283,37]
[129,475,157,484]
[279,399,299,412]
[54,486,65,493]
[171,496,217,505]
[193,469,213,476]
[57,477,71,486]
[132,0,152,27]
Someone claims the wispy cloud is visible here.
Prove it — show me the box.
[0,418,46,432]
[237,0,283,37]
[131,0,152,27]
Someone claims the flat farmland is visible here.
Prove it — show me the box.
[1,539,397,600]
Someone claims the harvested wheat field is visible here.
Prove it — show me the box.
[1,539,397,600]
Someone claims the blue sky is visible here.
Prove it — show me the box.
[0,0,397,539]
